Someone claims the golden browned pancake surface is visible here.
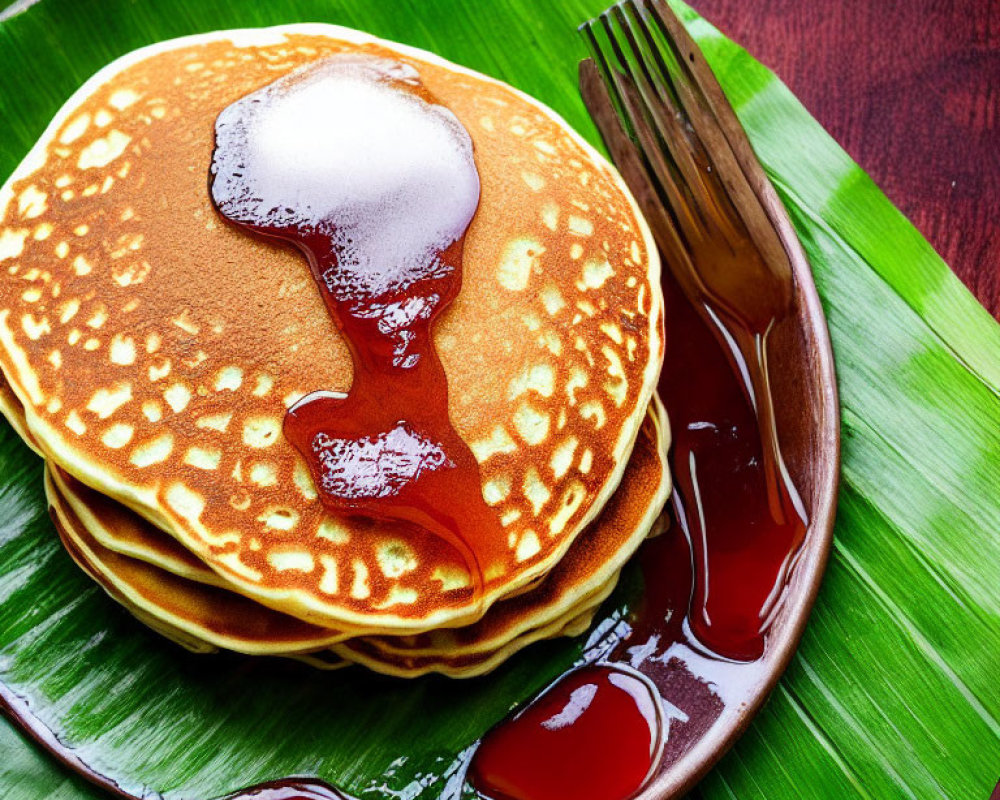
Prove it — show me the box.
[0,26,663,631]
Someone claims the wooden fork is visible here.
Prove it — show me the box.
[580,0,806,525]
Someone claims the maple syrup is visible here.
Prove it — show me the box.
[210,56,506,596]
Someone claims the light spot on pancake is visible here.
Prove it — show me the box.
[550,437,579,480]
[47,350,62,369]
[469,425,517,463]
[252,374,274,396]
[109,89,140,110]
[600,322,624,345]
[242,415,280,448]
[293,459,317,500]
[479,115,494,131]
[377,541,417,578]
[631,240,642,263]
[565,367,588,405]
[185,446,222,471]
[249,538,262,552]
[549,481,587,535]
[507,363,554,400]
[215,365,243,391]
[77,129,131,170]
[109,334,136,365]
[483,475,511,506]
[376,586,419,607]
[534,140,556,155]
[46,397,61,413]
[150,106,167,120]
[86,382,131,418]
[86,306,108,329]
[182,350,207,368]
[163,383,191,413]
[576,300,598,317]
[513,402,549,445]
[67,329,81,346]
[65,410,86,435]
[497,238,543,292]
[111,260,151,287]
[165,482,205,522]
[268,549,315,573]
[626,336,638,361]
[537,329,562,356]
[32,224,53,241]
[148,357,171,382]
[101,422,134,449]
[580,258,614,290]
[195,412,231,432]
[579,448,594,474]
[257,506,299,532]
[171,309,199,335]
[283,390,306,408]
[431,565,470,592]
[580,399,607,429]
[568,215,594,237]
[501,509,522,527]
[145,332,161,353]
[522,312,541,331]
[94,109,113,127]
[539,284,566,316]
[522,467,551,515]
[316,518,350,544]
[141,400,162,422]
[55,176,72,188]
[54,241,69,259]
[18,185,47,220]
[130,433,174,467]
[229,489,251,511]
[0,230,28,261]
[83,338,100,352]
[319,555,339,594]
[351,560,371,599]
[59,113,90,145]
[602,346,628,406]
[250,461,278,486]
[21,288,42,303]
[516,530,541,561]
[61,189,75,201]
[72,255,93,276]
[540,201,559,231]
[217,550,262,581]
[521,170,545,191]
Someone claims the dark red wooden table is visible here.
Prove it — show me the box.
[692,0,1000,320]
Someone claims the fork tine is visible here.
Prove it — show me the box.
[641,0,790,271]
[606,2,732,240]
[578,56,694,275]
[617,0,749,243]
[583,17,704,249]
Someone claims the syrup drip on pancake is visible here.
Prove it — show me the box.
[210,56,506,597]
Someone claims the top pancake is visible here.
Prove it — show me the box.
[0,26,663,631]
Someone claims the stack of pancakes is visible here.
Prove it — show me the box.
[0,26,668,678]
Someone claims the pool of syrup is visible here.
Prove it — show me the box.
[466,247,808,799]
[209,56,505,596]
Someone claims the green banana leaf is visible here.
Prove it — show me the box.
[1,0,998,798]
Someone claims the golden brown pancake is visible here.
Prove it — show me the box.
[0,27,662,633]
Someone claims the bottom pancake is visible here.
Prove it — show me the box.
[47,468,351,655]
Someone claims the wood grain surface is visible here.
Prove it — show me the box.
[691,0,1000,319]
